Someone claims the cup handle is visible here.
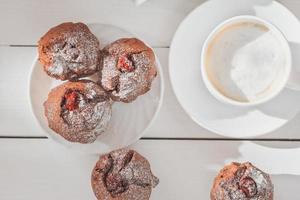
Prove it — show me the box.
[287,42,300,91]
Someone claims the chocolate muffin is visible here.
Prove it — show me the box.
[44,80,112,143]
[100,38,157,103]
[38,22,100,80]
[211,162,274,200]
[91,149,159,200]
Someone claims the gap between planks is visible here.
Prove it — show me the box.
[8,44,170,48]
[0,136,300,142]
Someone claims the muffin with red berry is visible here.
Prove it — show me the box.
[44,80,112,143]
[91,148,159,200]
[99,38,157,103]
[211,162,273,200]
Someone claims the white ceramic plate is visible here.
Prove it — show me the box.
[30,24,164,154]
[169,0,300,138]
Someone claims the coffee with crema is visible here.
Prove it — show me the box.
[204,21,289,102]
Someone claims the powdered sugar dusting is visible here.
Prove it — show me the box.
[92,149,159,200]
[212,162,273,200]
[101,51,155,102]
[115,53,152,98]
[101,55,120,91]
[59,82,112,143]
[42,23,99,80]
[47,61,64,75]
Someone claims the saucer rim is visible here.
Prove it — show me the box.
[169,0,300,138]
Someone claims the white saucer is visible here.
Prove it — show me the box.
[30,24,164,154]
[169,0,300,138]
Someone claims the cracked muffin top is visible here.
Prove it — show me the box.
[99,38,157,103]
[44,80,112,143]
[211,162,273,200]
[91,148,159,200]
[38,22,100,80]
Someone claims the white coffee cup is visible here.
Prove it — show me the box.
[201,15,295,107]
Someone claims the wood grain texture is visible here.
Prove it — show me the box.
[0,0,203,46]
[0,1,299,199]
[0,46,43,136]
[1,46,300,139]
[0,0,299,46]
[0,139,299,199]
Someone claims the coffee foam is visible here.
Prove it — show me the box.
[205,22,288,102]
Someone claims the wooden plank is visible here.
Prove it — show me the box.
[0,0,299,46]
[0,46,43,136]
[1,46,300,139]
[0,0,203,46]
[0,139,299,199]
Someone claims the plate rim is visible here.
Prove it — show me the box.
[28,23,165,153]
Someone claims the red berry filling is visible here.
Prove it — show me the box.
[63,90,79,111]
[239,177,257,198]
[117,55,135,72]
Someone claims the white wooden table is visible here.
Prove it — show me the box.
[1,0,300,199]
